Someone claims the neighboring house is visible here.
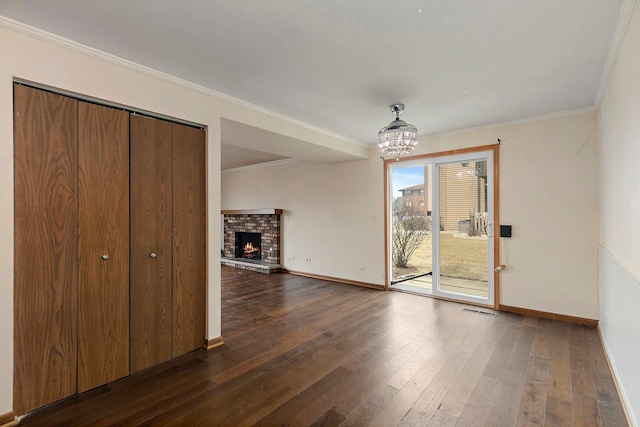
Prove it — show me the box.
[397,183,428,213]
[397,161,488,232]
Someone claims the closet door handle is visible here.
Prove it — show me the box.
[101,254,109,260]
[150,252,157,259]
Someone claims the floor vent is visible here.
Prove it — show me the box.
[462,308,497,317]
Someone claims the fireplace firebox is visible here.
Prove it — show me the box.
[222,209,281,273]
[235,232,261,260]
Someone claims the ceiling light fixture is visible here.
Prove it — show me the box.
[378,104,418,160]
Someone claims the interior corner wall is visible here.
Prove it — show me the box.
[0,25,224,415]
[222,111,600,321]
[598,1,640,424]
[221,147,386,285]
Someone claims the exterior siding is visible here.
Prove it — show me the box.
[400,162,486,232]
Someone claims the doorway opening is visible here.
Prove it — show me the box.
[386,146,499,307]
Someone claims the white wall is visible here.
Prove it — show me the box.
[598,1,640,424]
[0,19,357,417]
[223,111,600,320]
[222,150,386,284]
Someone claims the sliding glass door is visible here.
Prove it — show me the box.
[389,163,433,290]
[389,149,495,306]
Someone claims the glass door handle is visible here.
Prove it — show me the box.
[487,223,493,238]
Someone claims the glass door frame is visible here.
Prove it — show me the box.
[384,144,500,310]
[431,151,494,306]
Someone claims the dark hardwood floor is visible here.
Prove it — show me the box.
[19,266,627,426]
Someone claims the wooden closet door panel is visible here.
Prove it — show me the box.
[172,124,206,357]
[77,102,130,392]
[130,115,173,372]
[13,85,78,414]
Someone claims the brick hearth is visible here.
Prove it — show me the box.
[222,209,282,266]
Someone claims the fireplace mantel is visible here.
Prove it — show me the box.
[221,209,282,215]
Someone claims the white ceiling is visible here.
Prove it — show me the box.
[0,0,624,169]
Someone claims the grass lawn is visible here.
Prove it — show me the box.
[393,233,488,282]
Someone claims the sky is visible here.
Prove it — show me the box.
[391,165,424,200]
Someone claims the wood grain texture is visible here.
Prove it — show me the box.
[500,304,598,327]
[285,269,385,290]
[77,101,130,392]
[17,268,628,426]
[130,114,173,372]
[0,411,17,426]
[492,144,500,310]
[206,337,224,350]
[171,123,206,357]
[13,84,79,415]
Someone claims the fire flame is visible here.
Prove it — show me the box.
[244,242,259,253]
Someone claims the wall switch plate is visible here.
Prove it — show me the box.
[500,225,512,238]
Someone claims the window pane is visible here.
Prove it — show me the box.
[390,165,432,288]
[438,161,488,298]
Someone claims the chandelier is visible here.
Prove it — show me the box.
[378,104,418,160]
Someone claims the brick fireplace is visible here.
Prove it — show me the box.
[221,209,282,272]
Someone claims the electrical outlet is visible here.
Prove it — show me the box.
[306,258,311,262]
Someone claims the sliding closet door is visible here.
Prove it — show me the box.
[172,123,206,357]
[130,115,173,372]
[13,85,78,414]
[77,101,130,392]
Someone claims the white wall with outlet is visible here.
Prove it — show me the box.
[222,149,386,285]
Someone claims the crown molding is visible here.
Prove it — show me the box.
[595,0,637,109]
[0,16,363,147]
[423,106,596,140]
